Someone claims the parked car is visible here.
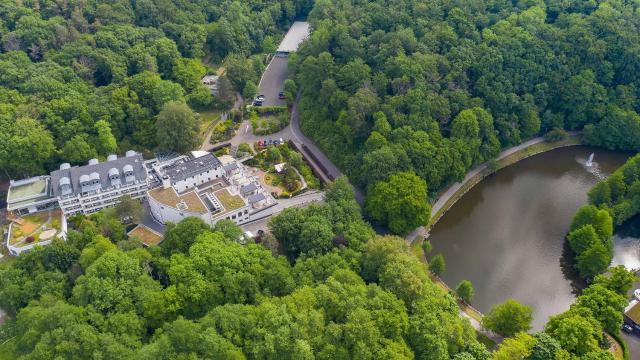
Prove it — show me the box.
[278,91,286,99]
[254,94,265,106]
[623,323,634,333]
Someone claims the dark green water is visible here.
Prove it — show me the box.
[429,146,630,330]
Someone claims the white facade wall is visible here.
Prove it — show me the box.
[213,204,251,225]
[58,181,148,215]
[173,167,224,193]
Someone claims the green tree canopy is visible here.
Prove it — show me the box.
[365,172,431,234]
[482,299,533,337]
[156,101,200,153]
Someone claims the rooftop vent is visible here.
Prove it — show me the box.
[125,150,136,157]
[88,158,99,165]
[107,154,117,161]
[60,163,71,170]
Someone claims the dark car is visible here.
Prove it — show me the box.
[623,324,634,333]
[278,91,286,99]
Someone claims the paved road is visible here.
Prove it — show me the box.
[141,200,166,235]
[206,93,362,203]
[623,332,640,360]
[405,132,579,241]
[257,56,288,106]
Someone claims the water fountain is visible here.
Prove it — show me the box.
[585,153,594,167]
[581,152,604,180]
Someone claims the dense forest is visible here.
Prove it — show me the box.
[0,179,487,359]
[1,0,639,358]
[0,177,629,359]
[291,0,640,233]
[0,0,313,177]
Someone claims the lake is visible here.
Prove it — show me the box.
[429,146,631,330]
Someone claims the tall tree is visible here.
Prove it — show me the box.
[365,172,431,235]
[156,101,200,153]
[482,299,533,337]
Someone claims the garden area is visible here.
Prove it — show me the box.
[8,209,62,249]
[250,106,289,135]
[245,143,320,197]
[209,119,240,144]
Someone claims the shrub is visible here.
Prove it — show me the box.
[25,236,35,243]
[429,254,446,275]
[455,280,474,302]
[544,127,567,142]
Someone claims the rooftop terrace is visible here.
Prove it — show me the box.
[148,187,208,214]
[128,225,163,246]
[212,189,245,216]
[7,178,48,201]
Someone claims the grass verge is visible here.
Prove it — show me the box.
[198,110,222,135]
[608,332,630,360]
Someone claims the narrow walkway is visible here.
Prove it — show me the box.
[405,132,579,242]
[200,93,243,151]
[459,310,503,345]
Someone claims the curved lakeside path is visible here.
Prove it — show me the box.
[405,131,580,242]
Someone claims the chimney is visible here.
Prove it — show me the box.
[162,176,171,189]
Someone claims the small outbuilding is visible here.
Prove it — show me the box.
[624,300,640,332]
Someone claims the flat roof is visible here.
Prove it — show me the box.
[164,153,222,183]
[7,179,48,202]
[148,187,208,214]
[212,189,245,216]
[277,21,310,53]
[128,225,164,246]
[627,300,640,324]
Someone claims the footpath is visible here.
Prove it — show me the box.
[405,132,580,242]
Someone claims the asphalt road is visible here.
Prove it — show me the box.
[257,56,288,106]
[623,332,640,360]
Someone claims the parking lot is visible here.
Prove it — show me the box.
[256,56,288,107]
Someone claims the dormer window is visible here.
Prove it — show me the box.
[59,176,72,196]
[123,164,135,183]
[108,168,121,186]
